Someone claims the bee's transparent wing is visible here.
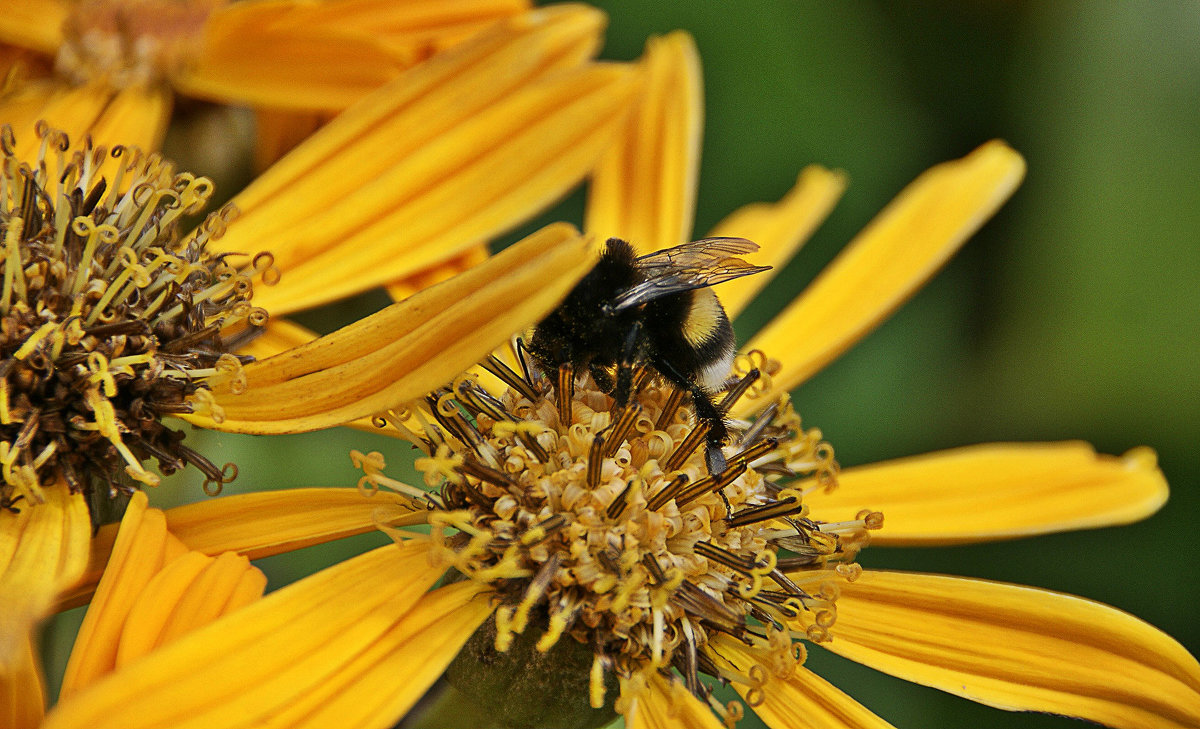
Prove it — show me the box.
[611,237,770,310]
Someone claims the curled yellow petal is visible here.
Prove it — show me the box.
[827,570,1200,729]
[711,165,848,319]
[740,141,1025,414]
[586,30,702,252]
[175,0,531,110]
[60,492,189,696]
[805,442,1169,546]
[43,541,453,729]
[192,223,596,433]
[0,482,89,671]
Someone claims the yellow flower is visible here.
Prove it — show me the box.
[0,0,533,157]
[25,31,1200,729]
[1,490,267,728]
[0,3,641,680]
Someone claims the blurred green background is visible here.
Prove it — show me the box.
[45,2,1200,727]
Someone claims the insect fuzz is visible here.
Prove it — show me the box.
[528,238,769,473]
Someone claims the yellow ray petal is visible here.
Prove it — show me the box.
[627,673,724,729]
[585,31,702,252]
[710,166,848,319]
[804,442,1168,546]
[739,141,1025,414]
[385,243,490,302]
[191,223,596,433]
[742,665,895,729]
[0,483,89,671]
[56,487,410,611]
[174,0,530,110]
[826,570,1200,729]
[251,61,637,315]
[0,634,46,729]
[43,541,454,729]
[0,82,171,159]
[204,5,617,315]
[0,0,66,55]
[163,487,415,559]
[60,492,189,696]
[236,318,320,361]
[265,581,493,729]
[85,84,173,153]
[115,550,265,665]
[252,107,329,172]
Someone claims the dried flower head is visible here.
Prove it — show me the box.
[0,122,271,520]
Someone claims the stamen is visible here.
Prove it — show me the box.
[663,421,709,472]
[717,368,760,414]
[556,363,574,425]
[724,495,803,528]
[482,354,539,402]
[655,387,686,430]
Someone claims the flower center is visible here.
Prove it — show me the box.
[357,349,881,722]
[57,0,223,88]
[0,123,272,521]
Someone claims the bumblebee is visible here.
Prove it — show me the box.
[528,237,769,473]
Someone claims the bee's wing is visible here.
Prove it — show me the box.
[611,237,770,310]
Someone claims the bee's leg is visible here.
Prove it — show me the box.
[590,364,615,393]
[650,355,728,474]
[613,320,645,407]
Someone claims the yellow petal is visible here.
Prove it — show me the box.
[804,442,1168,546]
[60,492,189,696]
[745,665,895,729]
[826,570,1200,729]
[0,0,65,55]
[43,541,458,729]
[1,83,171,160]
[205,5,621,315]
[627,673,724,729]
[385,243,490,302]
[251,107,329,172]
[191,223,596,433]
[585,31,702,251]
[56,487,409,611]
[114,551,265,668]
[174,0,530,110]
[236,318,320,361]
[164,487,413,559]
[710,166,848,319]
[740,141,1025,414]
[0,483,89,671]
[0,634,46,729]
[264,581,492,729]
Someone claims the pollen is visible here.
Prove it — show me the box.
[57,0,224,88]
[0,123,270,520]
[358,347,881,717]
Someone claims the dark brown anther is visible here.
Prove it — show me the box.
[586,433,605,489]
[556,362,574,426]
[717,368,759,414]
[646,473,689,512]
[602,403,640,458]
[663,421,709,472]
[458,458,519,495]
[654,387,686,430]
[673,579,742,628]
[482,354,539,402]
[674,462,746,509]
[641,553,667,585]
[727,437,778,469]
[693,540,757,574]
[606,479,636,520]
[724,495,802,528]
